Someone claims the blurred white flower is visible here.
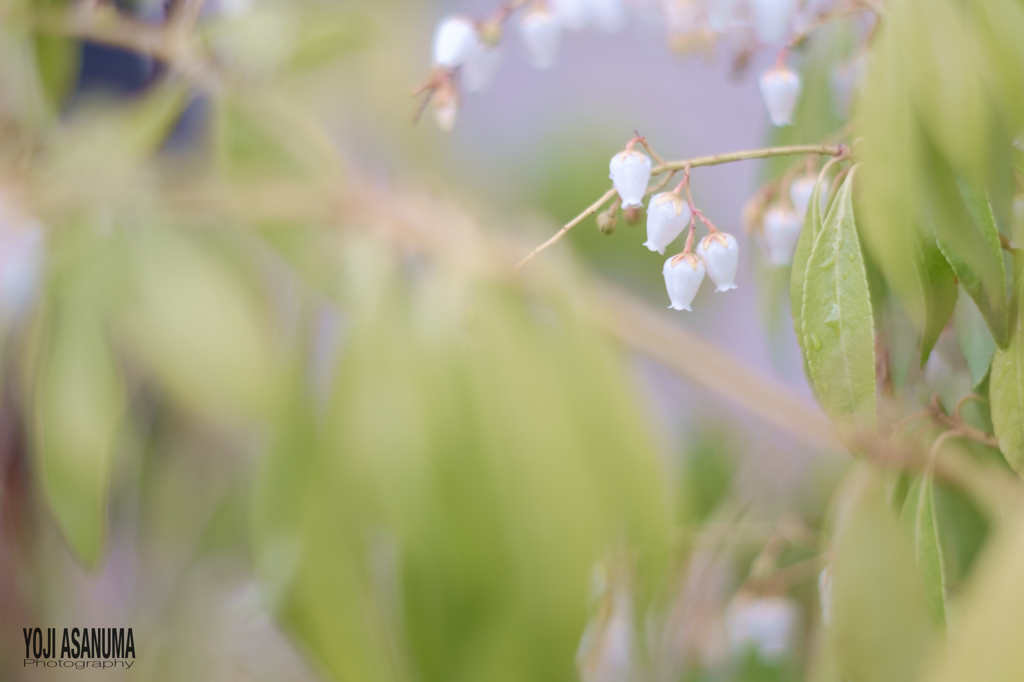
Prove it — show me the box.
[644,192,691,254]
[763,205,801,266]
[0,194,43,322]
[432,16,480,69]
[696,232,739,291]
[750,0,797,44]
[432,81,459,132]
[759,65,801,126]
[725,593,799,662]
[591,0,628,33]
[463,43,503,93]
[552,0,591,30]
[789,174,816,219]
[663,253,705,311]
[577,586,636,682]
[519,7,562,69]
[609,150,652,209]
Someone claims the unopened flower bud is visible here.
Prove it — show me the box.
[789,174,816,218]
[663,252,705,312]
[624,206,641,225]
[750,0,798,44]
[763,206,801,266]
[433,81,459,132]
[609,150,652,209]
[759,65,801,127]
[597,211,617,235]
[519,8,562,70]
[696,232,739,291]
[432,16,480,69]
[463,43,503,93]
[644,192,690,254]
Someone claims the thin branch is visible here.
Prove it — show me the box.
[515,144,843,270]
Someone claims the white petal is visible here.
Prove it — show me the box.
[519,10,562,70]
[763,206,801,266]
[0,222,43,321]
[609,151,652,209]
[590,0,627,33]
[750,0,798,44]
[789,175,816,218]
[432,16,480,69]
[725,594,799,662]
[644,193,691,254]
[696,232,739,292]
[551,0,590,31]
[759,66,801,127]
[463,43,503,93]
[663,254,705,311]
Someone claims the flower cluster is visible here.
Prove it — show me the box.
[744,165,833,267]
[607,137,739,312]
[413,0,883,132]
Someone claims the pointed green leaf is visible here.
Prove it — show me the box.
[899,474,947,627]
[991,269,1024,474]
[35,301,124,567]
[916,234,958,366]
[791,164,828,357]
[831,467,934,682]
[926,156,1009,347]
[801,169,877,435]
[954,287,997,388]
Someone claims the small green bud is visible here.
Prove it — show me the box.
[479,21,502,47]
[597,211,617,235]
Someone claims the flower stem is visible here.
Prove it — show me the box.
[515,144,842,270]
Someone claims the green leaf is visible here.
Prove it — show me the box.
[954,286,997,388]
[991,267,1024,473]
[917,512,1024,682]
[801,169,877,435]
[35,297,124,568]
[916,233,958,366]
[831,467,934,682]
[926,157,1009,347]
[899,474,947,627]
[791,164,828,358]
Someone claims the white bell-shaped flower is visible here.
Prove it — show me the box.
[696,232,739,292]
[609,150,652,209]
[463,43,503,92]
[663,253,705,312]
[590,0,627,33]
[750,0,798,44]
[725,593,799,662]
[0,223,42,322]
[759,66,801,127]
[644,193,691,254]
[432,16,480,69]
[551,0,589,30]
[519,8,562,70]
[789,174,816,218]
[432,82,459,132]
[763,206,801,266]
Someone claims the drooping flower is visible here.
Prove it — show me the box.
[696,232,739,291]
[725,593,800,662]
[551,0,589,31]
[432,16,480,69]
[763,206,801,266]
[750,0,798,44]
[644,192,691,254]
[590,0,627,33]
[519,8,562,70]
[609,150,652,209]
[463,42,503,93]
[663,253,705,311]
[789,174,816,218]
[759,65,801,127]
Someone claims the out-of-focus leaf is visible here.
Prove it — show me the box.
[830,467,933,682]
[896,0,989,184]
[791,163,827,359]
[124,227,272,422]
[928,175,1008,347]
[287,8,374,71]
[35,270,125,568]
[801,170,876,436]
[916,234,957,366]
[991,266,1024,473]
[954,286,997,388]
[933,481,989,588]
[969,0,1024,134]
[918,512,1024,682]
[32,0,80,117]
[899,474,946,627]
